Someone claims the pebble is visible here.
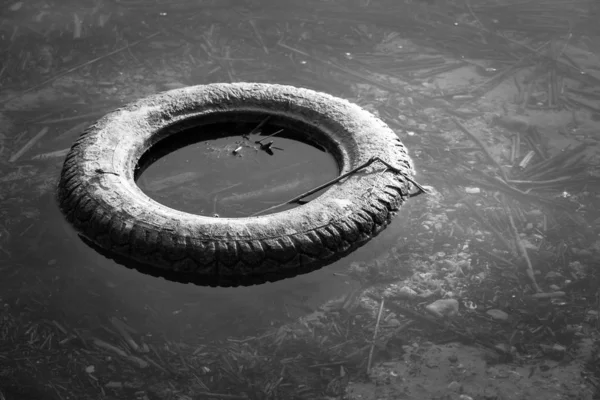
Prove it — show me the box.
[384,285,418,300]
[486,309,509,321]
[397,286,418,299]
[425,299,459,319]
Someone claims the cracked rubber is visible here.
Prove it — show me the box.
[57,83,415,287]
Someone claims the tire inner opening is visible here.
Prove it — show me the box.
[134,112,341,218]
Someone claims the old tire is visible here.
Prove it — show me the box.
[58,82,415,287]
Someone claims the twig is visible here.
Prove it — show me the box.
[506,176,571,185]
[223,46,235,82]
[520,82,534,112]
[93,338,148,368]
[461,198,515,256]
[0,32,161,105]
[250,157,427,216]
[514,75,524,104]
[366,294,505,355]
[31,148,70,161]
[523,131,547,161]
[227,331,276,344]
[366,297,385,374]
[248,19,269,55]
[502,195,541,292]
[208,182,242,196]
[510,134,517,163]
[53,120,90,141]
[469,63,522,100]
[195,393,248,400]
[308,361,347,368]
[10,127,49,162]
[278,42,406,94]
[452,118,508,181]
[245,116,270,138]
[110,317,140,352]
[36,110,108,125]
[521,144,586,179]
[255,129,283,144]
[52,320,68,335]
[477,247,518,267]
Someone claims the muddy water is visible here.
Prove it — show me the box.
[0,1,420,398]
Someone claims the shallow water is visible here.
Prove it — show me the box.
[1,0,600,399]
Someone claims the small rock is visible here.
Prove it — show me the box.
[383,285,418,300]
[440,259,457,270]
[486,309,509,321]
[541,343,567,360]
[417,289,437,299]
[425,299,459,319]
[494,343,516,355]
[545,271,563,280]
[396,286,418,300]
[447,381,461,391]
[9,2,23,11]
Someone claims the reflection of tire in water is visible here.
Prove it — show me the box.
[57,83,416,287]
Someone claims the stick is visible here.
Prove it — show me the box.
[366,294,504,354]
[250,157,427,216]
[462,199,515,256]
[53,120,90,141]
[39,110,107,125]
[278,42,407,93]
[195,393,248,400]
[502,195,541,292]
[9,127,49,162]
[0,32,161,105]
[520,82,533,112]
[452,118,508,181]
[367,297,385,374]
[31,148,70,161]
[110,317,140,352]
[248,19,269,55]
[245,116,270,137]
[256,129,283,144]
[506,176,571,185]
[207,182,242,196]
[93,338,149,368]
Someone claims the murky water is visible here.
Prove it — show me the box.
[1,0,600,399]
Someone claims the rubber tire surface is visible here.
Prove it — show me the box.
[58,83,414,287]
